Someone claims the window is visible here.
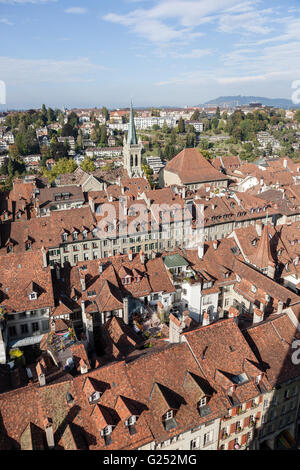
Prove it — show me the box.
[89,391,101,404]
[203,431,213,446]
[29,292,37,300]
[9,326,17,337]
[32,322,39,333]
[199,397,207,408]
[125,416,137,427]
[165,410,173,420]
[21,324,28,334]
[190,437,200,450]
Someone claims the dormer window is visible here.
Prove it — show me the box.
[101,426,113,446]
[62,233,68,242]
[199,397,207,408]
[125,415,137,427]
[29,292,37,300]
[101,425,112,437]
[25,242,31,251]
[82,230,88,239]
[72,231,78,241]
[89,391,101,404]
[164,410,173,421]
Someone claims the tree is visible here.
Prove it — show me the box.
[295,110,300,123]
[43,158,77,182]
[99,125,108,145]
[101,107,110,121]
[9,144,19,159]
[216,106,221,119]
[81,157,96,173]
[178,117,185,133]
[191,110,200,121]
[62,123,76,138]
[47,107,55,124]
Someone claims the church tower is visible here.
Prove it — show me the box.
[123,102,143,178]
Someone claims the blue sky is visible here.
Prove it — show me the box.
[0,0,300,109]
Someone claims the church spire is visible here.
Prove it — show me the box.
[127,101,137,145]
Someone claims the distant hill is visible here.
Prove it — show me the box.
[199,95,300,109]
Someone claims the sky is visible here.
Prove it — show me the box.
[0,0,300,109]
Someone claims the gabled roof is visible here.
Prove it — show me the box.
[164,148,228,184]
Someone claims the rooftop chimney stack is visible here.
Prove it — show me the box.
[169,314,184,343]
[123,297,129,325]
[79,271,86,291]
[41,247,48,268]
[140,250,145,264]
[202,311,210,326]
[255,222,262,237]
[44,418,55,450]
[277,300,283,315]
[198,244,204,259]
[128,250,133,261]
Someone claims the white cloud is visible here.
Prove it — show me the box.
[0,0,57,3]
[0,17,13,24]
[0,56,107,84]
[103,0,241,44]
[172,48,212,59]
[64,7,87,15]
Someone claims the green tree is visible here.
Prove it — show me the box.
[178,117,185,133]
[81,157,96,172]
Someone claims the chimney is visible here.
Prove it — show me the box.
[128,250,133,261]
[213,241,218,250]
[121,186,125,195]
[255,222,262,237]
[202,311,210,326]
[151,250,156,259]
[182,187,186,199]
[123,297,129,325]
[44,418,55,450]
[283,159,288,169]
[55,264,60,280]
[36,362,46,387]
[140,250,145,264]
[80,271,86,291]
[41,246,48,268]
[89,196,95,213]
[81,300,86,317]
[169,314,184,343]
[260,177,264,186]
[198,244,204,259]
[277,300,283,315]
[99,263,103,274]
[253,307,263,324]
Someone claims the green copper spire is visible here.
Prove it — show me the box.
[127,101,137,145]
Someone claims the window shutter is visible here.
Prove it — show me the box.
[231,407,237,416]
[228,439,235,450]
[230,423,236,434]
[246,401,252,410]
[244,416,250,428]
[241,434,248,445]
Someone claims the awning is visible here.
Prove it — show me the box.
[8,335,44,348]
